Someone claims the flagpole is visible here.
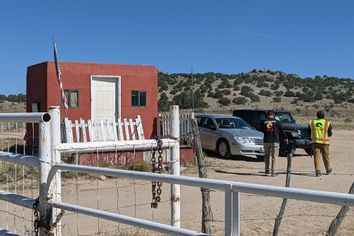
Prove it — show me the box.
[52,37,68,118]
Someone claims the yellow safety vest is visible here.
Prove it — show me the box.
[309,119,330,144]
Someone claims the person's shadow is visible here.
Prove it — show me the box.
[205,151,264,163]
[214,169,268,177]
[0,229,19,236]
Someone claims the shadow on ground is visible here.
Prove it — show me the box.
[214,169,268,177]
[214,169,319,177]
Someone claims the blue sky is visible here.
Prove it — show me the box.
[1,1,354,94]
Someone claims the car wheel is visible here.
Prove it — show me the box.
[216,139,231,159]
[305,148,313,156]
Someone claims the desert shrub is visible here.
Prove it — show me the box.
[218,97,231,106]
[313,104,320,109]
[345,118,352,123]
[272,97,281,103]
[300,93,315,102]
[274,91,284,97]
[270,83,280,90]
[170,89,178,95]
[128,160,151,172]
[333,92,346,104]
[213,90,224,99]
[222,89,231,95]
[240,86,254,97]
[218,78,231,89]
[347,98,354,104]
[284,90,295,97]
[233,85,240,91]
[233,97,248,105]
[295,92,302,97]
[158,92,171,112]
[256,81,268,88]
[302,86,310,93]
[207,91,215,97]
[259,89,272,97]
[200,85,208,94]
[99,160,110,167]
[158,81,168,92]
[1,94,26,103]
[172,90,208,109]
[250,94,260,102]
[314,92,323,100]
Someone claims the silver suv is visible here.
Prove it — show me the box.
[195,114,265,159]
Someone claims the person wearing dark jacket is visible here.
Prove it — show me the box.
[308,110,333,177]
[262,110,288,176]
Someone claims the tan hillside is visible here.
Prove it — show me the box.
[158,70,354,128]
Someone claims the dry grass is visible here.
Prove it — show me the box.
[0,101,25,112]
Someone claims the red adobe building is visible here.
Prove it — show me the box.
[26,61,158,138]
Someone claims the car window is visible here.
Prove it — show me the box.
[275,112,295,123]
[234,111,247,120]
[200,118,215,129]
[195,117,205,126]
[215,118,253,130]
[251,112,266,124]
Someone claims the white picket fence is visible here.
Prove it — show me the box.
[63,116,145,143]
[158,112,194,145]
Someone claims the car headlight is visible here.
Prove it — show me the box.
[234,136,254,144]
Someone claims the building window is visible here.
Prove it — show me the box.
[63,90,79,108]
[131,90,146,107]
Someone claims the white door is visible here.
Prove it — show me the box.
[91,77,120,121]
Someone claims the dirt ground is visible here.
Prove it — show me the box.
[0,130,353,235]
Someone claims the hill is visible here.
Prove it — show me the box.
[0,94,26,112]
[158,69,354,128]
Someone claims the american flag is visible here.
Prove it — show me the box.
[53,39,68,110]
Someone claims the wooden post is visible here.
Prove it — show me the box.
[327,181,354,236]
[273,150,293,236]
[191,119,213,234]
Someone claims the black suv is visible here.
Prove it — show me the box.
[233,109,312,156]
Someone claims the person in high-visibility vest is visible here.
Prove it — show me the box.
[309,110,333,177]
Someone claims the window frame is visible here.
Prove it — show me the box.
[63,89,80,108]
[131,90,147,108]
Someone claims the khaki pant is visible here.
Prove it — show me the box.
[264,142,279,172]
[313,143,330,172]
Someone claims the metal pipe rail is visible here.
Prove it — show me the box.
[48,200,208,236]
[45,164,354,236]
[55,138,179,153]
[0,151,40,168]
[0,112,51,123]
[47,164,354,206]
[0,190,36,209]
[0,111,52,236]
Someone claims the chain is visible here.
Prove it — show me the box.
[47,209,65,235]
[33,198,39,236]
[151,138,163,208]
